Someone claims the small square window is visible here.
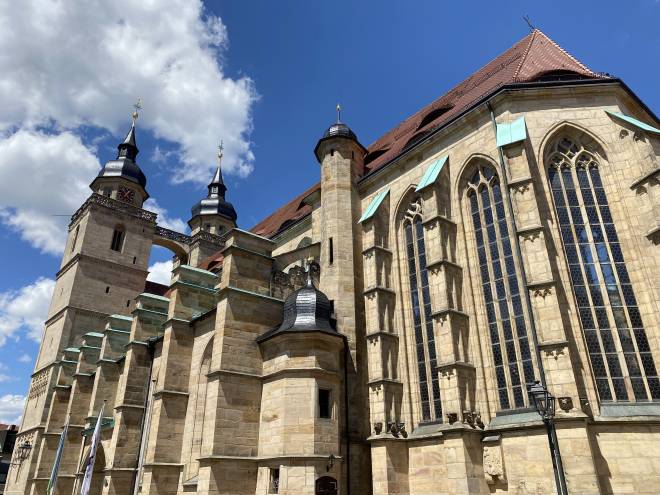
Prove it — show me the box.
[319,388,331,419]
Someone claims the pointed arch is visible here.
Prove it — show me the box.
[392,185,443,423]
[185,336,214,480]
[458,155,539,410]
[538,120,610,166]
[542,132,660,402]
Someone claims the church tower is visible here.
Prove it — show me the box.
[15,104,158,494]
[188,142,237,236]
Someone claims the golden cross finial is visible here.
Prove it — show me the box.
[336,103,341,123]
[132,97,143,123]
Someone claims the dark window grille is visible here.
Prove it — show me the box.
[110,226,125,252]
[467,165,536,410]
[548,139,660,402]
[404,199,442,422]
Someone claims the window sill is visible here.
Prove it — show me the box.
[599,402,660,418]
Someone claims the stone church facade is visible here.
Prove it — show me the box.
[6,29,660,494]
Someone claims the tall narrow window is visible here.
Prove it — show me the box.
[70,225,80,253]
[318,388,331,419]
[467,165,535,410]
[404,198,442,422]
[110,225,125,252]
[328,237,334,265]
[269,468,280,494]
[548,137,660,402]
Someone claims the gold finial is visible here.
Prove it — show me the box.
[336,103,341,123]
[132,97,143,123]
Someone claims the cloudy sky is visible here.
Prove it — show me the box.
[1,0,658,423]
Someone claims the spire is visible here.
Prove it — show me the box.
[117,98,142,161]
[208,140,227,198]
[92,98,147,192]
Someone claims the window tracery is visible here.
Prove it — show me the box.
[467,165,535,410]
[403,198,442,422]
[548,137,660,402]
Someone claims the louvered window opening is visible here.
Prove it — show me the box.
[468,166,536,410]
[548,137,660,402]
[404,199,443,422]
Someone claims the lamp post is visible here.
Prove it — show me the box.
[528,380,569,495]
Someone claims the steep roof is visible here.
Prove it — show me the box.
[250,29,602,239]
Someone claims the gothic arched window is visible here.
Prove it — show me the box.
[467,165,536,410]
[110,224,125,252]
[404,198,442,422]
[548,137,660,402]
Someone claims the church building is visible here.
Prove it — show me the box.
[5,29,660,494]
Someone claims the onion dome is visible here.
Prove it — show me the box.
[314,104,366,161]
[93,102,147,190]
[190,143,237,222]
[256,263,337,343]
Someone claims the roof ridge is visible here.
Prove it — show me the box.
[513,29,538,80]
[534,29,597,76]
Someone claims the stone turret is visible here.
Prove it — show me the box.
[256,262,345,494]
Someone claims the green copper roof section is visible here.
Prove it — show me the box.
[138,292,170,302]
[496,115,527,147]
[110,314,133,321]
[415,155,448,192]
[64,347,80,353]
[84,332,105,338]
[605,111,660,134]
[358,188,389,224]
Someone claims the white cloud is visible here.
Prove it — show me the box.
[18,353,32,364]
[0,130,100,254]
[0,0,257,183]
[0,394,26,425]
[147,260,173,285]
[0,277,55,347]
[144,198,188,233]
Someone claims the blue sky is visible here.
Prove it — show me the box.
[0,0,658,423]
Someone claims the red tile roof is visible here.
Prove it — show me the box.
[249,30,601,239]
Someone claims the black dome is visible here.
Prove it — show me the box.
[190,196,237,221]
[256,265,338,343]
[95,122,147,189]
[322,122,357,141]
[97,158,147,188]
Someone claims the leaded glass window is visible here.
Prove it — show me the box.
[467,165,536,410]
[404,198,442,422]
[548,137,660,402]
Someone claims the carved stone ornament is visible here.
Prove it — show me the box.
[374,422,383,435]
[483,440,506,485]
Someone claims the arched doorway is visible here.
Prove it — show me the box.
[315,476,338,495]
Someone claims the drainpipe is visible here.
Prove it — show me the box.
[486,101,548,388]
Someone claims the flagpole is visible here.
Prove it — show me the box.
[79,401,105,495]
[46,414,70,495]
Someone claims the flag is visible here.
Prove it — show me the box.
[46,416,69,495]
[79,403,104,495]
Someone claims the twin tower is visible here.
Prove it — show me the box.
[10,108,369,495]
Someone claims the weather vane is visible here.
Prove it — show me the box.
[523,14,535,32]
[336,103,341,123]
[217,139,224,164]
[132,97,143,123]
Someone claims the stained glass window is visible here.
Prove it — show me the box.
[404,198,443,422]
[548,137,660,402]
[467,165,536,410]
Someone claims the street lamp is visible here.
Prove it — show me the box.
[528,381,568,495]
